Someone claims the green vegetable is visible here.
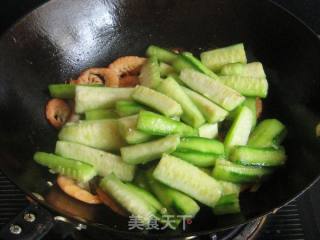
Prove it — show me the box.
[200,43,247,71]
[118,115,154,144]
[243,97,258,127]
[100,174,157,224]
[55,141,135,181]
[137,111,197,137]
[49,84,76,99]
[218,180,241,195]
[177,137,224,155]
[49,84,104,99]
[220,62,266,78]
[212,159,272,184]
[248,119,286,148]
[227,97,258,127]
[218,75,268,98]
[170,191,200,217]
[230,146,286,167]
[213,180,241,214]
[213,193,240,215]
[182,86,228,123]
[157,77,205,127]
[146,45,178,64]
[85,109,118,120]
[199,167,212,175]
[227,97,258,126]
[145,169,200,217]
[224,106,253,153]
[125,183,166,213]
[172,55,196,72]
[75,86,134,113]
[34,152,96,182]
[139,56,162,88]
[181,52,219,79]
[120,135,180,165]
[180,69,245,111]
[159,62,176,77]
[132,86,182,117]
[35,44,288,219]
[198,123,219,139]
[171,150,221,167]
[172,57,194,72]
[145,170,176,210]
[167,72,186,86]
[58,119,126,151]
[153,154,222,207]
[115,100,146,117]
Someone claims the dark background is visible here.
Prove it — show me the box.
[0,0,320,35]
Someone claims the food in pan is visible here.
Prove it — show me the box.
[34,43,287,227]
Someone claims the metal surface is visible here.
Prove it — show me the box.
[23,213,36,223]
[0,169,319,239]
[258,202,305,240]
[9,225,22,235]
[0,0,320,238]
[0,204,54,240]
[0,173,27,228]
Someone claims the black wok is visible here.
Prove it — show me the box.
[0,0,320,238]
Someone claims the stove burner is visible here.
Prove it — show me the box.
[75,217,266,240]
[0,171,316,240]
[0,173,27,229]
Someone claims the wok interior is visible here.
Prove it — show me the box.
[0,0,320,236]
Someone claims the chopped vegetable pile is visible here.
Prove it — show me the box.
[34,43,287,228]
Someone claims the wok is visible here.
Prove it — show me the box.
[0,0,320,238]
